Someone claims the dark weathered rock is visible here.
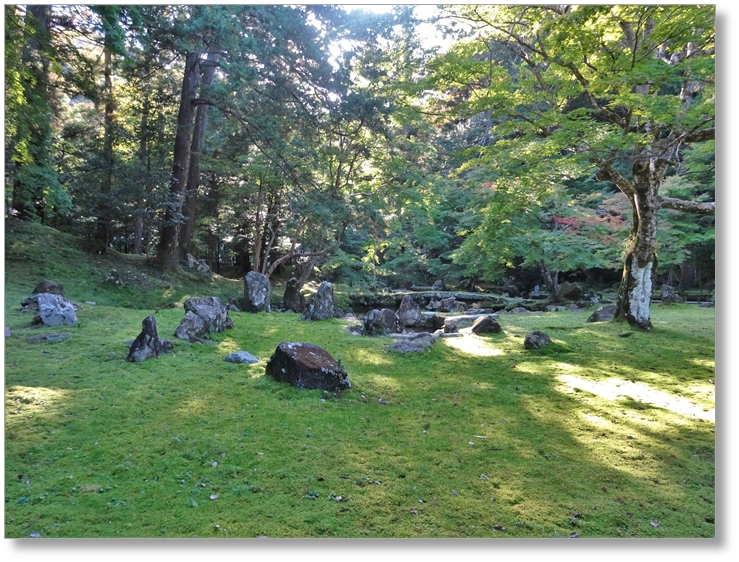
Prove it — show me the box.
[127,315,174,362]
[32,279,64,296]
[175,297,233,340]
[556,281,583,301]
[443,323,459,334]
[224,351,259,364]
[380,308,403,334]
[265,342,351,391]
[5,326,11,338]
[397,294,422,327]
[363,309,389,336]
[24,293,79,326]
[470,316,502,335]
[431,279,446,291]
[586,304,617,323]
[282,277,305,313]
[300,281,335,321]
[510,307,529,314]
[244,271,272,313]
[389,332,435,353]
[545,305,567,312]
[524,331,552,349]
[418,312,445,331]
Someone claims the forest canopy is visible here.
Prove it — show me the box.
[4,4,715,329]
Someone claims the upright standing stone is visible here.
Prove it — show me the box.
[299,281,334,321]
[127,315,174,362]
[244,271,272,312]
[282,277,305,312]
[397,294,422,327]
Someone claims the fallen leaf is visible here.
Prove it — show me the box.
[409,509,418,515]
[493,525,505,531]
[451,490,459,496]
[570,532,579,538]
[650,520,660,528]
[480,474,489,480]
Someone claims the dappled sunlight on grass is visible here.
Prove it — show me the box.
[556,375,715,422]
[5,385,72,417]
[442,335,504,357]
[217,337,241,354]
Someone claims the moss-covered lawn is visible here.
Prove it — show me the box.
[4,295,715,538]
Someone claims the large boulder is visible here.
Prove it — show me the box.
[21,293,78,326]
[32,279,64,296]
[418,312,445,331]
[470,316,502,335]
[265,342,351,391]
[586,304,617,323]
[244,271,272,313]
[389,332,435,353]
[282,277,305,313]
[397,295,422,327]
[175,297,233,340]
[524,331,552,349]
[299,281,334,321]
[127,315,174,362]
[556,281,583,301]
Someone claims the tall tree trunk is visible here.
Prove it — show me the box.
[154,51,200,270]
[98,42,115,251]
[181,53,218,258]
[133,66,150,255]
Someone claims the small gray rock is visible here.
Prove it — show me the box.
[224,351,259,364]
[524,331,552,350]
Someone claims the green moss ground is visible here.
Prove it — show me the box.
[4,221,715,538]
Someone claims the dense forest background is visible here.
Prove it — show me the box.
[4,4,715,327]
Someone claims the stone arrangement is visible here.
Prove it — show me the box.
[127,315,174,362]
[244,271,272,312]
[299,281,334,321]
[175,296,233,340]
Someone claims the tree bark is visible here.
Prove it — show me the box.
[153,51,200,270]
[181,53,218,258]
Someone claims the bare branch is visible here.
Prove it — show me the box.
[658,197,715,215]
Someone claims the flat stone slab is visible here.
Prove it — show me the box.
[28,333,71,343]
[442,313,499,330]
[225,351,259,364]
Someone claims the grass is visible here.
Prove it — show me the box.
[3,221,716,538]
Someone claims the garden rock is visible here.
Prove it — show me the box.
[5,326,10,338]
[225,351,259,364]
[470,316,502,335]
[244,271,272,313]
[510,307,529,314]
[431,279,446,291]
[175,297,233,340]
[381,308,403,334]
[103,269,123,285]
[283,277,305,313]
[127,315,174,362]
[443,323,459,334]
[419,312,445,331]
[545,305,567,312]
[586,304,617,323]
[661,284,684,304]
[265,342,351,391]
[32,279,64,296]
[186,253,198,269]
[363,309,389,336]
[23,293,78,326]
[28,333,71,343]
[300,281,335,321]
[389,332,435,353]
[397,294,422,327]
[524,331,552,349]
[443,313,499,330]
[556,281,583,301]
